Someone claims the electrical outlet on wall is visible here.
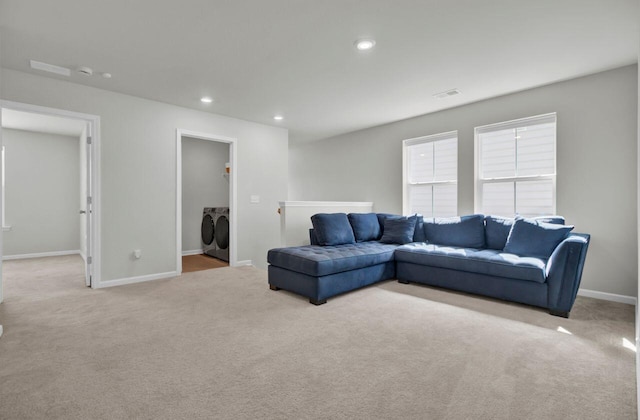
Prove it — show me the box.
[250,195,260,203]
[133,249,142,259]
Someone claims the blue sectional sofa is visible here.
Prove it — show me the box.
[267,212,590,317]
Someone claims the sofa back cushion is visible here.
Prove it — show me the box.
[348,213,381,242]
[484,216,513,250]
[413,215,426,242]
[535,216,566,225]
[310,213,356,246]
[424,214,486,248]
[503,217,573,259]
[380,215,418,244]
[485,215,566,250]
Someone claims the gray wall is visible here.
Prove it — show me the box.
[1,68,288,281]
[3,128,80,255]
[290,65,639,297]
[181,137,230,253]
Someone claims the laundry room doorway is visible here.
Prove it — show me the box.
[176,129,237,274]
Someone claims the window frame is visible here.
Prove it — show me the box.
[402,130,458,217]
[474,113,557,217]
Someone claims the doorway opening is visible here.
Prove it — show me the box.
[0,101,101,304]
[176,129,237,274]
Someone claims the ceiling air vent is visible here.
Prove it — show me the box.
[433,88,461,99]
[29,60,71,77]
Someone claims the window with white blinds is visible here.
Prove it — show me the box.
[475,113,556,217]
[403,132,457,217]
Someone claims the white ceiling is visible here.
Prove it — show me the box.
[2,108,85,137]
[0,1,638,143]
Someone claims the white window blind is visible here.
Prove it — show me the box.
[404,132,457,217]
[476,114,556,217]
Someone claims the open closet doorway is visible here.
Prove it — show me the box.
[176,129,237,274]
[0,101,101,304]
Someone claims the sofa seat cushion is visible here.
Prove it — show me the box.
[395,243,547,283]
[268,242,400,277]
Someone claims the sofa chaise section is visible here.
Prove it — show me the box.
[267,242,399,304]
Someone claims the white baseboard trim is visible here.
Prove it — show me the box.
[98,271,178,288]
[234,260,252,267]
[0,324,3,338]
[182,249,203,256]
[578,288,637,306]
[3,250,81,261]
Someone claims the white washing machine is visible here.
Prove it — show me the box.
[201,207,229,262]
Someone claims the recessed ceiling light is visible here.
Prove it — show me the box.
[200,97,213,104]
[273,115,284,121]
[354,39,376,51]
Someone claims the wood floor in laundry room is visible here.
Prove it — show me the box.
[182,254,228,273]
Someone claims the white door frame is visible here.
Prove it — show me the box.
[176,129,237,274]
[0,100,102,297]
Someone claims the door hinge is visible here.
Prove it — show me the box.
[87,256,92,264]
[87,136,92,145]
[87,196,93,205]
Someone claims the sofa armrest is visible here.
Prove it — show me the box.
[545,233,590,314]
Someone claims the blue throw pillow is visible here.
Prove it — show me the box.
[485,215,566,250]
[503,217,574,259]
[310,213,356,246]
[376,213,398,238]
[424,214,486,248]
[380,215,417,244]
[377,213,424,242]
[348,213,381,242]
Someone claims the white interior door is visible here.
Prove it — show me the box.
[83,124,92,287]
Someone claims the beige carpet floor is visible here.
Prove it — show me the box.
[0,255,636,419]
